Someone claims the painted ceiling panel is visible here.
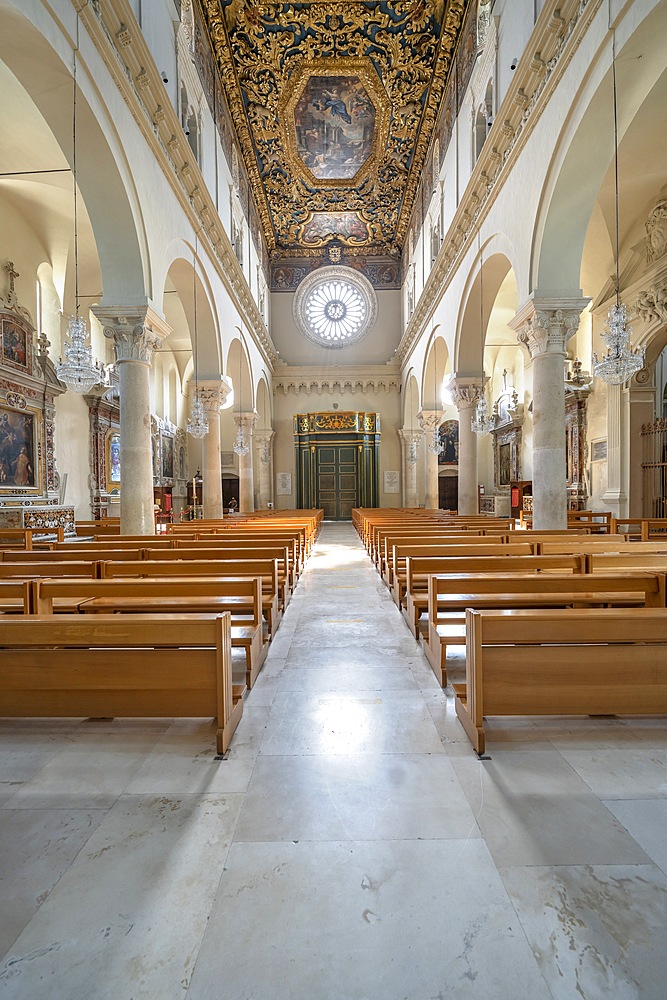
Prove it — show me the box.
[199,0,469,261]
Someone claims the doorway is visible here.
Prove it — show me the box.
[439,474,458,511]
[316,445,360,520]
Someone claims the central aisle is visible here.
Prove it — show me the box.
[187,522,556,999]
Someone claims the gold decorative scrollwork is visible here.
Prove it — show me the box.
[199,0,470,258]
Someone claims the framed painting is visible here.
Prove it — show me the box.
[1,315,31,372]
[0,405,36,488]
[498,442,511,486]
[160,431,174,480]
[106,430,121,488]
[438,420,459,465]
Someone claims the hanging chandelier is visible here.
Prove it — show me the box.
[472,235,495,435]
[232,345,248,456]
[56,26,104,395]
[427,337,444,455]
[592,45,645,386]
[186,237,209,439]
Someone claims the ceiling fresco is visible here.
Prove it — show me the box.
[199,0,470,261]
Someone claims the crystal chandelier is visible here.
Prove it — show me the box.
[186,237,209,439]
[472,235,495,435]
[427,427,444,455]
[592,47,645,386]
[472,391,495,434]
[232,346,248,456]
[56,31,104,395]
[233,426,249,457]
[186,391,208,439]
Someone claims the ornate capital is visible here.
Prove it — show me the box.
[93,306,170,365]
[417,408,443,433]
[636,277,667,326]
[448,376,484,411]
[198,376,233,413]
[254,429,274,464]
[234,411,257,434]
[510,297,589,359]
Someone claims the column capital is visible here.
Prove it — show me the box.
[510,296,590,358]
[234,410,257,432]
[93,305,171,365]
[254,429,274,465]
[417,408,443,432]
[198,376,233,413]
[398,428,423,464]
[448,376,485,410]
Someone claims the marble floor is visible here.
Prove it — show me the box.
[1,522,666,999]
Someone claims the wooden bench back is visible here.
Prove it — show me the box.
[407,553,586,593]
[0,612,237,754]
[429,570,666,608]
[0,560,100,579]
[31,575,263,623]
[540,539,667,554]
[99,557,279,595]
[0,579,32,612]
[587,553,667,572]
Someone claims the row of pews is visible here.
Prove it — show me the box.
[0,509,323,754]
[353,507,667,755]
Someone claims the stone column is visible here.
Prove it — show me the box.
[418,409,443,509]
[254,429,275,509]
[450,378,484,515]
[93,307,170,535]
[199,378,232,519]
[398,429,422,507]
[234,411,257,513]
[511,297,589,529]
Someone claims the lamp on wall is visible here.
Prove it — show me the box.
[592,41,645,386]
[56,23,105,394]
[186,237,209,439]
[472,235,495,434]
[233,345,249,456]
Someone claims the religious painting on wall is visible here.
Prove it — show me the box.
[498,442,511,486]
[106,430,121,488]
[1,315,30,372]
[161,432,174,480]
[0,406,36,488]
[438,420,459,465]
[294,76,375,181]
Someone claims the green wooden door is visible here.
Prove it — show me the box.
[316,445,359,520]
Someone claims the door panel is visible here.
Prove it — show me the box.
[316,445,360,520]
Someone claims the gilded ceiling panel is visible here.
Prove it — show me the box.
[199,0,469,260]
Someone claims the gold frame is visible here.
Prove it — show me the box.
[105,429,121,490]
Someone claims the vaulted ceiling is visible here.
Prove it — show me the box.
[200,0,470,262]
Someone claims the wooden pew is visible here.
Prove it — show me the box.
[0,613,243,754]
[403,552,586,638]
[31,576,268,689]
[455,608,667,755]
[423,570,666,687]
[0,580,32,613]
[388,540,535,604]
[98,558,282,638]
[0,526,65,549]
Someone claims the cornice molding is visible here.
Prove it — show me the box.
[74,0,277,367]
[396,0,605,367]
[273,363,401,396]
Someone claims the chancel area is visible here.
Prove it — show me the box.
[0,0,667,997]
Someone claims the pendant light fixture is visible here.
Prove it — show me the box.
[233,343,249,456]
[427,336,444,455]
[472,233,495,434]
[592,39,645,386]
[56,20,104,394]
[186,235,209,438]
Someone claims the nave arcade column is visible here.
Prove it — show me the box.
[450,378,482,515]
[418,409,442,509]
[398,429,422,507]
[254,429,274,510]
[94,307,170,535]
[199,379,232,519]
[510,297,589,529]
[234,411,257,513]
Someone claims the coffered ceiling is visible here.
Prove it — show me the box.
[199,0,470,261]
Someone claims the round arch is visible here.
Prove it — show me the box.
[421,328,449,410]
[226,334,255,414]
[455,248,514,375]
[532,1,667,295]
[0,3,148,305]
